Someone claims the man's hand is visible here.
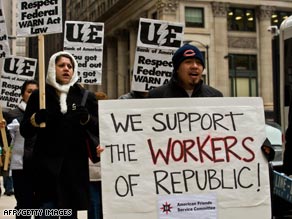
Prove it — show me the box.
[96,145,104,157]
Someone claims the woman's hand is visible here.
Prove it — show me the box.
[96,145,104,157]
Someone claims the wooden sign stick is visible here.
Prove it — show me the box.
[0,106,10,171]
[38,34,46,128]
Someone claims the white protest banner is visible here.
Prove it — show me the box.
[0,0,11,70]
[16,0,62,36]
[131,18,184,92]
[64,21,104,85]
[0,56,37,109]
[99,97,271,219]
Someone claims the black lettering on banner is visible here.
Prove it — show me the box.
[151,112,244,133]
[115,174,140,197]
[0,35,7,41]
[105,143,138,163]
[139,21,182,47]
[30,26,48,34]
[134,75,161,84]
[0,51,6,58]
[20,5,59,20]
[18,19,44,28]
[110,113,143,133]
[47,17,61,24]
[3,58,36,77]
[21,0,58,10]
[65,23,103,43]
[153,165,257,195]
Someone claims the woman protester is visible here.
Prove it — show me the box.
[6,80,38,217]
[20,51,99,219]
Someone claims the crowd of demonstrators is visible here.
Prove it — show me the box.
[0,43,223,218]
[148,44,223,98]
[20,51,99,219]
[0,42,288,218]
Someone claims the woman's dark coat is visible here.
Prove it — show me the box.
[20,84,98,210]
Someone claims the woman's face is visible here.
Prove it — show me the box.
[22,83,38,103]
[55,56,74,85]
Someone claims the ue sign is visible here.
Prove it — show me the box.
[138,20,183,48]
[3,57,36,77]
[65,23,103,44]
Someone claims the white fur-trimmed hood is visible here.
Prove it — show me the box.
[46,51,79,114]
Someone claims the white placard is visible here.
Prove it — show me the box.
[64,21,104,85]
[0,56,37,109]
[17,0,63,36]
[99,97,271,219]
[0,0,11,70]
[131,18,184,92]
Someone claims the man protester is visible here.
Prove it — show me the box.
[148,43,223,98]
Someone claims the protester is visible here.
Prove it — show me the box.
[5,80,38,217]
[148,43,223,98]
[87,91,107,219]
[0,119,8,198]
[283,99,292,176]
[0,115,13,197]
[20,51,99,219]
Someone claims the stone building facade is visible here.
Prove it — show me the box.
[66,0,292,113]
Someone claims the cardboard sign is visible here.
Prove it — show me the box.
[131,18,184,92]
[16,0,63,36]
[64,21,104,85]
[0,56,37,109]
[0,0,10,70]
[99,97,271,219]
[273,170,292,203]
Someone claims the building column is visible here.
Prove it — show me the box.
[105,36,117,99]
[156,0,178,21]
[100,45,107,93]
[127,20,139,86]
[258,6,275,111]
[115,29,129,97]
[212,2,229,96]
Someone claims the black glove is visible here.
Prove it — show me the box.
[34,109,48,125]
[71,105,90,125]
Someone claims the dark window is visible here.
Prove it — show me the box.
[185,7,204,28]
[271,11,291,27]
[226,54,258,97]
[228,8,256,32]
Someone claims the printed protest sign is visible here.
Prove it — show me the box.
[16,0,62,36]
[131,18,184,92]
[0,0,11,70]
[99,97,271,219]
[64,21,104,85]
[0,56,37,109]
